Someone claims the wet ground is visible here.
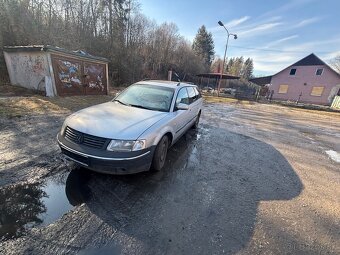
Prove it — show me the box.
[0,101,339,254]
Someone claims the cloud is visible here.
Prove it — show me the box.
[318,50,340,61]
[266,35,299,47]
[238,22,283,37]
[261,0,317,18]
[232,37,340,75]
[283,37,340,52]
[293,17,321,28]
[224,16,250,28]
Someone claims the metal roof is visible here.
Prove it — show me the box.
[3,45,109,62]
[196,73,240,80]
[272,53,340,78]
[291,53,325,66]
[249,76,272,86]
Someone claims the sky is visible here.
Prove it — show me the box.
[140,0,340,76]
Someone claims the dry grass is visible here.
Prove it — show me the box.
[0,95,113,118]
[0,83,123,118]
[203,95,340,116]
[203,95,254,105]
[0,84,40,97]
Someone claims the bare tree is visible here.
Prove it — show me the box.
[0,0,207,85]
[330,55,340,73]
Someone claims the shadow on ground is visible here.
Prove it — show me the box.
[65,125,303,254]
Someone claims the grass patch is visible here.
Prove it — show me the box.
[203,95,253,105]
[0,84,40,97]
[0,95,113,118]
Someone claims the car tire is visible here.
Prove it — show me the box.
[151,135,169,171]
[192,111,201,129]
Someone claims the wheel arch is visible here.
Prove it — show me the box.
[152,128,175,147]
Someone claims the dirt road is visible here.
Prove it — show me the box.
[0,98,339,254]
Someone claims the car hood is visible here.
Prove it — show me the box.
[64,102,168,140]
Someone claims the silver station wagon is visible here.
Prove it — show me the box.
[57,80,203,174]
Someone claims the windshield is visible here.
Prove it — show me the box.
[114,84,175,112]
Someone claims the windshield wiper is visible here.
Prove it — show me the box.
[114,99,129,106]
[130,104,168,112]
[129,104,152,110]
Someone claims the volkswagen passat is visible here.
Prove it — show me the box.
[57,80,203,174]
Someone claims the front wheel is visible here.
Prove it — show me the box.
[151,135,169,171]
[192,111,201,129]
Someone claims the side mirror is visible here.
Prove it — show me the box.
[176,103,189,110]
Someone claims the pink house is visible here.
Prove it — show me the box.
[269,54,340,105]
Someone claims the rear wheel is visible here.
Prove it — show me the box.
[151,135,169,171]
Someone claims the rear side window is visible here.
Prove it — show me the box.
[194,87,202,98]
[176,88,189,105]
[187,87,197,104]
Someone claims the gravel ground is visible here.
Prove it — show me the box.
[0,99,339,255]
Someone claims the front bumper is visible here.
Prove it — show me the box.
[57,133,155,174]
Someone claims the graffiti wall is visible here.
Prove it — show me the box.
[84,63,107,95]
[4,52,50,91]
[51,54,107,96]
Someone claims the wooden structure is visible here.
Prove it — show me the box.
[196,73,239,89]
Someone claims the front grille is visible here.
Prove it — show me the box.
[64,126,107,149]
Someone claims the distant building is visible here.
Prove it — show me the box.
[251,53,340,105]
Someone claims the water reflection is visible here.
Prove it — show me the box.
[0,182,47,240]
[0,174,73,241]
[65,168,92,206]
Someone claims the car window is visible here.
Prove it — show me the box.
[194,87,202,99]
[114,84,175,112]
[176,88,189,106]
[187,87,197,104]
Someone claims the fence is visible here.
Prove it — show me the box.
[331,96,340,109]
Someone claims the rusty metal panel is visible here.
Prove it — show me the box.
[331,96,340,109]
[51,54,84,96]
[83,62,107,95]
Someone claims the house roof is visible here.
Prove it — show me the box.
[196,73,240,80]
[3,45,109,63]
[291,53,325,66]
[249,76,272,86]
[272,53,340,78]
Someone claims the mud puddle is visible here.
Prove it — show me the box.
[0,172,74,241]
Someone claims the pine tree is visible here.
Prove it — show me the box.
[242,58,254,79]
[192,25,215,69]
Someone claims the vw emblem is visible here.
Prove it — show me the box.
[75,134,84,144]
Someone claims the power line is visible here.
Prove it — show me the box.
[229,45,334,54]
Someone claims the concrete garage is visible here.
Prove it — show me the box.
[3,45,109,97]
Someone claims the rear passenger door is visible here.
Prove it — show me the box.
[186,86,201,121]
[173,87,191,138]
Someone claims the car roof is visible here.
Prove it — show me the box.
[135,80,197,89]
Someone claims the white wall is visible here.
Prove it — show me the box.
[4,51,51,91]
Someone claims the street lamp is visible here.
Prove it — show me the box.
[217,20,237,97]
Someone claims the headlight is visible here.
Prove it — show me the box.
[107,139,146,152]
